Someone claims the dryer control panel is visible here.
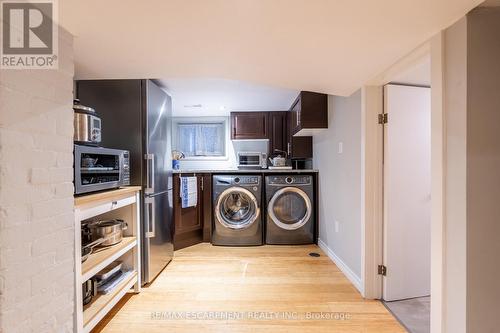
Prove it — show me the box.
[214,175,261,186]
[267,175,312,185]
[233,176,260,185]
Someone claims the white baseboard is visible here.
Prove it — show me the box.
[318,238,363,294]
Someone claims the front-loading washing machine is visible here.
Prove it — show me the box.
[265,175,315,244]
[212,175,263,246]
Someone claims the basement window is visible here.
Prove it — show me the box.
[174,120,226,158]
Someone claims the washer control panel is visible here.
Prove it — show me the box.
[232,176,260,185]
[267,175,312,185]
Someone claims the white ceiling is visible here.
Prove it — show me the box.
[159,78,298,117]
[61,0,483,96]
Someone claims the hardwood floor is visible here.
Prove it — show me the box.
[93,243,405,333]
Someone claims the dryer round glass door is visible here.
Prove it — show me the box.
[215,187,260,229]
[268,187,312,230]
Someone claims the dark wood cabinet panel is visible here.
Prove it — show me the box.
[268,111,288,155]
[173,174,204,250]
[290,91,328,135]
[290,97,301,135]
[202,174,212,242]
[173,173,212,250]
[291,136,313,159]
[286,112,313,159]
[231,112,269,139]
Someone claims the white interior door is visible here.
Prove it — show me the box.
[383,84,431,301]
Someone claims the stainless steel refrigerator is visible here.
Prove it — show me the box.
[76,79,174,285]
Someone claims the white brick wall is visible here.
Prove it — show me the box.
[0,27,75,333]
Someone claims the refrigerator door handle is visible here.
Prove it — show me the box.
[150,197,156,238]
[145,196,155,238]
[145,153,155,194]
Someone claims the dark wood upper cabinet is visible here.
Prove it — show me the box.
[290,91,328,136]
[286,112,313,159]
[229,92,325,158]
[268,111,288,155]
[231,112,269,140]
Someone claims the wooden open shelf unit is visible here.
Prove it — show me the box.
[74,187,142,333]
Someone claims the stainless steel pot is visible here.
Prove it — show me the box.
[74,99,102,145]
[82,278,97,305]
[89,219,128,246]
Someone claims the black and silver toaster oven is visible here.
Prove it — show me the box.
[74,145,130,195]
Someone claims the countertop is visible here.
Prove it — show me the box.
[172,169,318,174]
[74,186,142,208]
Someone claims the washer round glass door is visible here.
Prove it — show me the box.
[268,187,312,230]
[215,187,260,229]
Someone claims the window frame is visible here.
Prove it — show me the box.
[172,117,229,161]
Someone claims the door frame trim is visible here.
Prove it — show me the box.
[361,85,384,299]
[362,41,432,300]
[361,37,445,333]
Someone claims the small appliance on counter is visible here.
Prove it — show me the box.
[73,99,132,195]
[73,99,102,146]
[74,145,130,195]
[237,152,267,169]
[268,149,292,170]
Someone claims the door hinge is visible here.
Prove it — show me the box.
[378,265,387,276]
[378,113,388,124]
[200,177,204,191]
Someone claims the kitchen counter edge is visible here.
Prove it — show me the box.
[74,186,142,208]
[172,169,318,174]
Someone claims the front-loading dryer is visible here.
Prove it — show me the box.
[265,175,314,244]
[212,175,263,246]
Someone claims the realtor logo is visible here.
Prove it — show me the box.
[1,0,58,69]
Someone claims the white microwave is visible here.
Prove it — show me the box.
[237,152,267,169]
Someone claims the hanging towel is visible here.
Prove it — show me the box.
[180,176,197,208]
